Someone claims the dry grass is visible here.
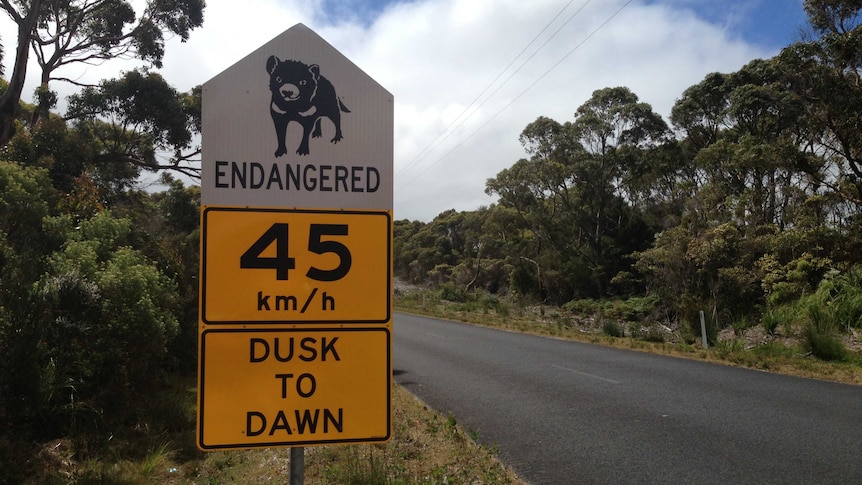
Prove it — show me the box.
[155,384,523,484]
[395,290,862,387]
[25,384,523,484]
[303,385,523,484]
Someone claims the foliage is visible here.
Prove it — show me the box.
[602,320,625,338]
[634,325,667,343]
[759,265,862,362]
[439,282,468,303]
[0,0,205,144]
[803,322,849,361]
[801,298,848,361]
[400,10,862,327]
[0,0,208,478]
[0,165,197,480]
[563,295,659,323]
[0,211,180,446]
[66,70,202,179]
[810,268,862,330]
[485,87,667,300]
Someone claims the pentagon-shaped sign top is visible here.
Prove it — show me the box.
[202,23,393,211]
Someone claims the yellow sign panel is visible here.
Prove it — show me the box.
[201,207,391,324]
[197,327,391,449]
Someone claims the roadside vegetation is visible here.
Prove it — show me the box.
[395,286,862,386]
[11,382,521,484]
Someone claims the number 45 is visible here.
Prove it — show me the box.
[240,223,352,282]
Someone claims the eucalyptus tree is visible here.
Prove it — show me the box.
[487,88,668,299]
[569,87,670,289]
[638,6,862,325]
[65,69,202,192]
[486,116,591,301]
[775,0,862,209]
[0,0,205,144]
[643,59,813,323]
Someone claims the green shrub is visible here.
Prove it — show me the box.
[813,268,862,330]
[731,317,750,337]
[803,324,848,361]
[439,283,467,302]
[563,296,659,323]
[609,295,660,321]
[761,310,782,336]
[602,320,625,338]
[802,300,848,361]
[640,326,666,343]
[477,292,509,316]
[440,283,467,303]
[750,342,796,359]
[495,301,511,318]
[562,298,602,315]
[715,338,745,358]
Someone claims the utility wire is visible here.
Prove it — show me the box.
[397,0,586,177]
[401,0,634,186]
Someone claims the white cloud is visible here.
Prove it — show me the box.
[1,0,776,221]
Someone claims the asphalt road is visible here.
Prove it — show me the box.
[392,312,862,485]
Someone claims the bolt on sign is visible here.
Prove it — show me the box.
[197,23,393,451]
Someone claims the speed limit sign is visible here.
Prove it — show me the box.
[200,207,391,324]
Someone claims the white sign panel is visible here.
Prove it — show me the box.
[202,23,393,210]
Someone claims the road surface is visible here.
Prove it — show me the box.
[393,312,862,484]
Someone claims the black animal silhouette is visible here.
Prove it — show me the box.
[266,56,350,156]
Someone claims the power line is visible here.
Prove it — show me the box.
[400,0,634,186]
[396,0,587,178]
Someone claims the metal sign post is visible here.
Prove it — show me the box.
[290,447,304,485]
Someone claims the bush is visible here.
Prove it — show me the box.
[802,301,848,362]
[562,298,602,315]
[602,320,625,338]
[813,268,862,331]
[439,283,468,303]
[761,310,782,336]
[563,296,659,322]
[639,326,666,343]
[803,324,848,361]
[750,342,796,359]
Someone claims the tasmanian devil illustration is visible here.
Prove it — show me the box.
[266,56,350,157]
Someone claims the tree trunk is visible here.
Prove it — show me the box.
[0,0,43,146]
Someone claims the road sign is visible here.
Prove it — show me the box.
[197,23,393,450]
[201,207,391,324]
[197,327,390,450]
[201,23,393,210]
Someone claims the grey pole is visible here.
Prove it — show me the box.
[290,447,304,485]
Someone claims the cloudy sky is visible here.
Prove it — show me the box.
[1,0,809,221]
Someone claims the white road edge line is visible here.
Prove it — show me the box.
[549,364,620,384]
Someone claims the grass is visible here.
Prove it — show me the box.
[186,385,521,484]
[304,394,517,485]
[25,383,523,484]
[395,287,862,386]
